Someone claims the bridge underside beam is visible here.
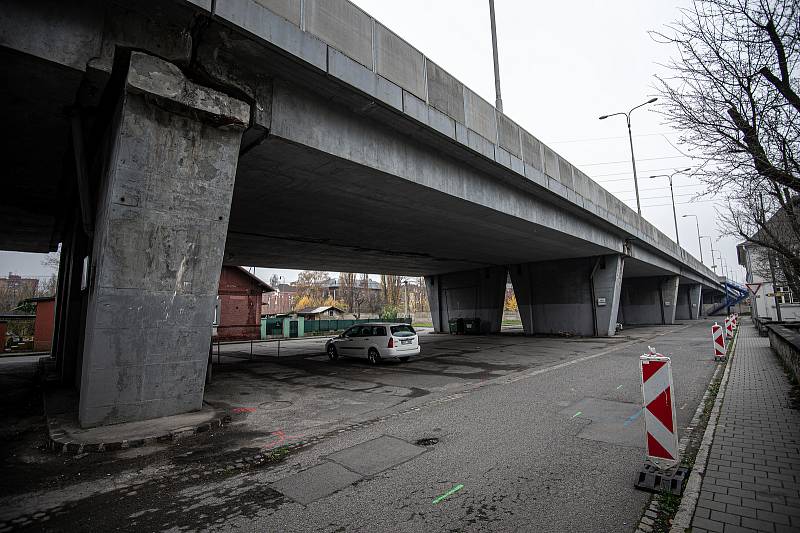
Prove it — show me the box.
[425,267,507,334]
[618,275,680,326]
[77,52,248,428]
[509,254,624,337]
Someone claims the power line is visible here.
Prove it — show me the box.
[592,165,700,178]
[605,183,706,193]
[549,132,680,144]
[578,155,689,167]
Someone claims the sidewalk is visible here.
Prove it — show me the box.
[690,325,800,533]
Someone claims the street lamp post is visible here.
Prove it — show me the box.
[488,0,503,112]
[701,236,716,273]
[682,214,703,264]
[599,97,657,216]
[649,167,690,245]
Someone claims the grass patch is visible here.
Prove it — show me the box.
[651,491,681,532]
[412,322,433,328]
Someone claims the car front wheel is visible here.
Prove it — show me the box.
[367,348,380,365]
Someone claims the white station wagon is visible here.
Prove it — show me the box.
[325,323,420,364]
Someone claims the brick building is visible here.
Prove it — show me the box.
[215,267,273,341]
[262,283,297,315]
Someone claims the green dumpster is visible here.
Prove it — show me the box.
[463,317,481,334]
[448,318,458,334]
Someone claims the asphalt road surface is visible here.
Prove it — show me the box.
[0,320,719,532]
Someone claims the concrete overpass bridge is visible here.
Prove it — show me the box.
[1,0,723,427]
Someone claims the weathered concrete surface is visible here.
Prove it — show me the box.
[510,254,624,336]
[425,267,506,334]
[1,0,721,297]
[619,275,681,326]
[78,52,248,427]
[676,283,703,320]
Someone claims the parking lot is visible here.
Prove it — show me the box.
[204,322,715,464]
[1,321,721,532]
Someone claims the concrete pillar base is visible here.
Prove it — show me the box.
[78,52,249,428]
[509,254,624,336]
[425,267,506,334]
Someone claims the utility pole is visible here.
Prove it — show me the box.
[489,0,503,112]
[403,279,410,321]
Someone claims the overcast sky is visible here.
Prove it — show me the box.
[0,0,745,284]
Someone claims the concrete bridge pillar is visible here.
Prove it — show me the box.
[425,267,507,334]
[676,283,703,320]
[78,52,249,428]
[509,254,624,337]
[618,275,680,326]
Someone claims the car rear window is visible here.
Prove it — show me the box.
[372,326,387,336]
[391,325,416,337]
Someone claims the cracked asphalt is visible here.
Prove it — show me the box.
[0,321,720,532]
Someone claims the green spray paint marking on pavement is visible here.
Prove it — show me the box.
[432,484,464,504]
[616,385,623,390]
[571,411,582,418]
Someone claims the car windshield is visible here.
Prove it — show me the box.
[390,325,415,337]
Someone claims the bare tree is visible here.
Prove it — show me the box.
[653,0,800,293]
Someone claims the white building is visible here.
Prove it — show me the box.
[738,243,800,321]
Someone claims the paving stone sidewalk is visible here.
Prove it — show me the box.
[691,324,800,533]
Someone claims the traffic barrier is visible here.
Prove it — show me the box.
[725,316,733,339]
[639,348,679,470]
[712,322,726,360]
[634,347,688,495]
[732,313,738,329]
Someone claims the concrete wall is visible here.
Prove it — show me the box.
[78,52,249,427]
[425,267,506,334]
[509,255,623,336]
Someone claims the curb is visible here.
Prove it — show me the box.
[45,413,232,454]
[667,327,737,532]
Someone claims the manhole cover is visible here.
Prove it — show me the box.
[415,437,439,446]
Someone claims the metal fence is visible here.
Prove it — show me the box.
[302,317,412,335]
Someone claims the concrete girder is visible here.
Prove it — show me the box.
[78,52,249,427]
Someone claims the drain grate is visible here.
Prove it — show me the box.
[415,437,439,446]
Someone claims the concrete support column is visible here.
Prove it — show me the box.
[425,266,506,334]
[78,52,249,427]
[661,276,680,324]
[509,254,624,336]
[689,284,702,319]
[676,283,703,320]
[52,209,89,386]
[619,275,680,325]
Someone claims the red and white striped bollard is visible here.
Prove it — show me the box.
[712,322,726,361]
[640,348,680,470]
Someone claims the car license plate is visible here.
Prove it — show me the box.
[401,339,412,345]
